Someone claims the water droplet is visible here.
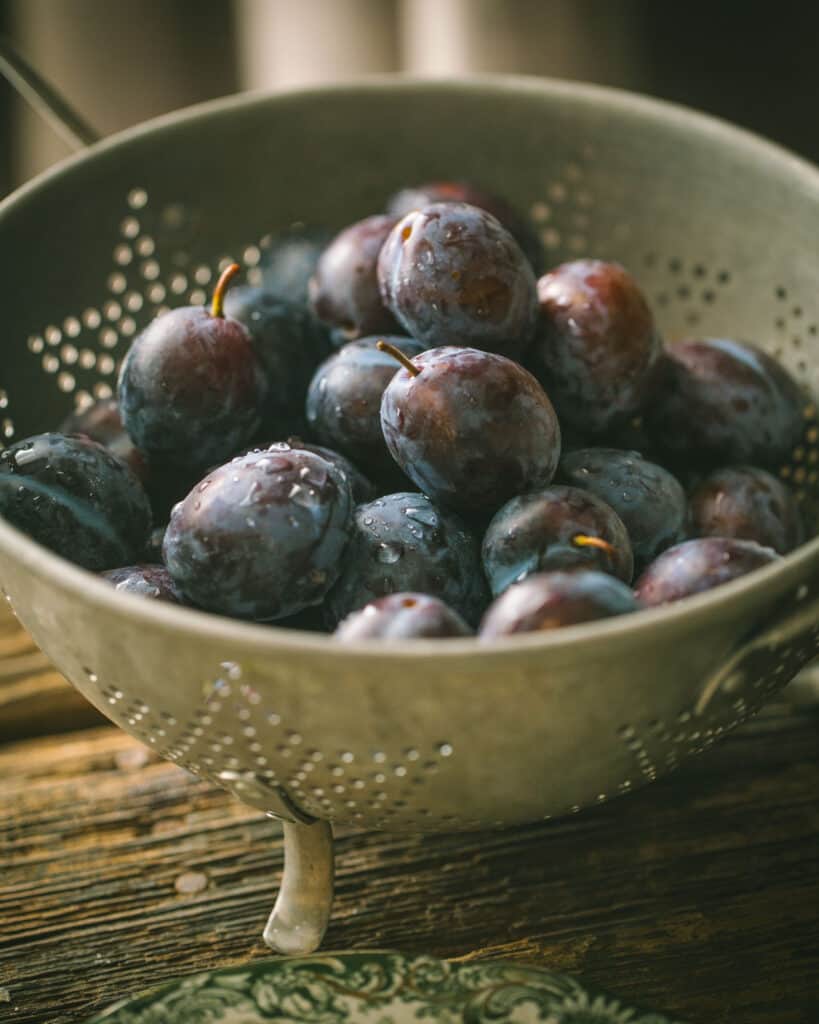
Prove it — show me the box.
[404,505,437,527]
[363,516,374,526]
[240,480,262,506]
[376,542,402,564]
[198,480,211,493]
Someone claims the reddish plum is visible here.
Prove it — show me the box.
[378,202,538,358]
[379,345,560,516]
[530,259,661,434]
[480,570,639,638]
[635,537,779,606]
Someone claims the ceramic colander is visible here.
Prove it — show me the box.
[1,56,818,955]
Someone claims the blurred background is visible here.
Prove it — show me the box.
[2,0,819,197]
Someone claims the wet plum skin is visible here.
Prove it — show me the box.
[224,286,331,437]
[479,570,640,638]
[377,202,539,359]
[634,537,779,606]
[163,446,353,621]
[380,346,561,517]
[530,259,661,435]
[325,491,488,627]
[102,564,182,603]
[335,592,472,640]
[689,465,803,554]
[646,338,806,468]
[309,214,401,339]
[0,433,151,571]
[560,447,688,572]
[118,306,267,470]
[385,180,545,273]
[61,398,147,482]
[482,485,634,597]
[241,438,377,506]
[306,336,426,477]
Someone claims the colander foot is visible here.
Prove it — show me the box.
[263,818,334,955]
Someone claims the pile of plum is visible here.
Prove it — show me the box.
[0,181,810,641]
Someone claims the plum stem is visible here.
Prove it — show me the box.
[572,534,616,558]
[376,340,420,377]
[211,262,241,318]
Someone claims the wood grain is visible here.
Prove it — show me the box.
[0,611,103,742]
[1,703,818,1024]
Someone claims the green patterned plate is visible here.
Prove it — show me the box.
[85,951,688,1024]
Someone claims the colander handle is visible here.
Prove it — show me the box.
[696,582,819,716]
[0,35,99,151]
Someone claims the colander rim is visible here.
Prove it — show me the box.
[1,72,818,658]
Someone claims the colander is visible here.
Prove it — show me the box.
[1,59,818,957]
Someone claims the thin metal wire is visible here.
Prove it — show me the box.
[0,35,99,151]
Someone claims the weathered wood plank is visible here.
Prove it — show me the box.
[1,704,818,1024]
[0,613,103,741]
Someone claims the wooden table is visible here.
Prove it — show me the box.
[1,611,818,1024]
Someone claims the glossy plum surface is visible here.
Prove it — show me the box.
[335,592,472,641]
[309,214,400,339]
[646,338,805,467]
[560,447,688,572]
[224,286,330,436]
[164,446,353,620]
[306,336,426,476]
[380,346,561,515]
[689,466,803,554]
[385,180,544,272]
[377,202,538,358]
[482,485,633,596]
[530,259,661,434]
[480,570,639,638]
[326,491,488,626]
[634,537,779,606]
[118,305,267,468]
[0,433,151,571]
[102,564,182,603]
[243,439,375,505]
[61,398,147,481]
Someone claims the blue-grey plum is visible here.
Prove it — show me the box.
[258,224,332,303]
[0,432,151,570]
[224,285,330,437]
[379,345,560,516]
[326,492,488,626]
[560,447,688,572]
[482,485,633,597]
[306,335,426,477]
[378,202,538,358]
[480,570,639,638]
[163,446,353,620]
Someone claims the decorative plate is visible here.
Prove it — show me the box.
[86,951,688,1024]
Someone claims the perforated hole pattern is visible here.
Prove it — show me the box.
[4,149,819,829]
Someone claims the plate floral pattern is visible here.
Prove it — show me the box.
[86,952,688,1024]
